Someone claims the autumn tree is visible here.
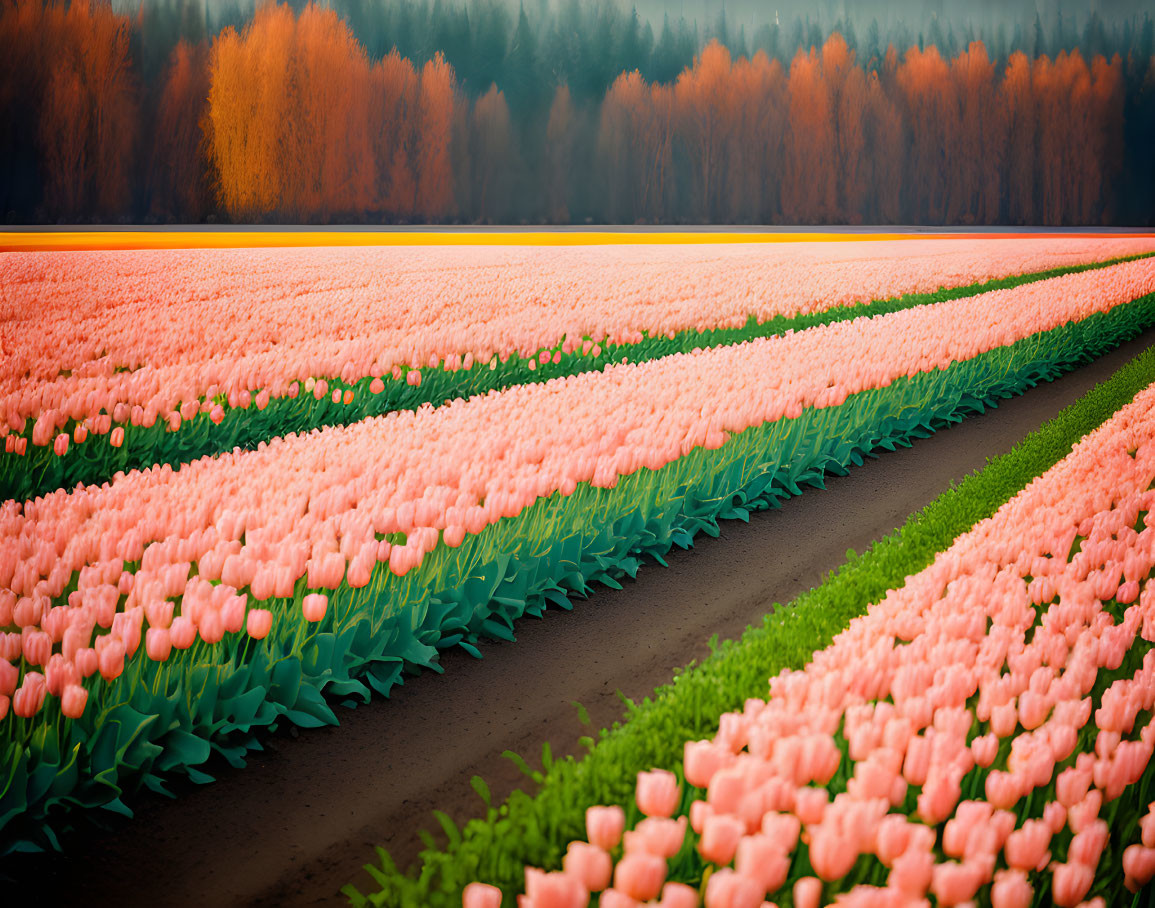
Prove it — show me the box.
[415,51,458,220]
[675,41,735,220]
[822,33,867,222]
[782,46,836,222]
[725,51,786,222]
[999,51,1036,224]
[149,40,210,220]
[371,50,420,218]
[598,70,654,222]
[861,71,904,223]
[949,42,1003,224]
[895,45,954,223]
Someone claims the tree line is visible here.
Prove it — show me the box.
[1,0,1153,225]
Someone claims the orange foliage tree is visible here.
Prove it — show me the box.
[782,46,836,222]
[371,50,420,218]
[675,41,735,220]
[415,52,458,220]
[895,45,954,223]
[207,1,375,221]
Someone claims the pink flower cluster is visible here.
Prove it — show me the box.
[490,375,1155,906]
[2,258,1153,723]
[3,238,1153,446]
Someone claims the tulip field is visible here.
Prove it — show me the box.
[3,235,1155,906]
[451,366,1155,908]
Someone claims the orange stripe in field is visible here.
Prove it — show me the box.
[4,230,1152,253]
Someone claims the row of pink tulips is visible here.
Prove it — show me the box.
[3,238,1153,444]
[1,257,1153,722]
[482,368,1155,907]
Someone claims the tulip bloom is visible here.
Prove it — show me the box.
[562,841,611,892]
[586,805,625,851]
[246,608,273,640]
[302,593,328,622]
[613,853,666,903]
[636,769,679,818]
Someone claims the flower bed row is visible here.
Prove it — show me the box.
[2,241,1153,503]
[344,343,1155,908]
[1,261,1153,853]
[474,360,1155,908]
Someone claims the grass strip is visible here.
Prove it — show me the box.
[4,250,1151,503]
[344,327,1155,907]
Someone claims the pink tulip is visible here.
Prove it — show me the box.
[1141,807,1155,848]
[12,673,46,718]
[463,882,502,908]
[704,868,763,908]
[145,627,172,662]
[221,594,246,633]
[369,378,385,394]
[246,608,273,640]
[793,787,828,825]
[624,816,686,859]
[170,615,197,649]
[613,853,666,903]
[888,848,934,897]
[808,825,858,881]
[1067,820,1108,868]
[636,769,679,818]
[971,733,998,768]
[698,812,745,865]
[302,593,328,622]
[1050,862,1094,907]
[792,877,822,908]
[53,433,69,456]
[61,683,88,719]
[586,805,625,851]
[523,868,586,908]
[1123,844,1155,891]
[874,815,913,867]
[684,740,734,788]
[734,834,791,894]
[563,841,611,893]
[210,404,225,424]
[98,639,126,681]
[931,860,982,906]
[1066,790,1102,834]
[657,882,699,908]
[1004,820,1051,872]
[1043,801,1067,835]
[990,869,1032,908]
[75,647,98,678]
[598,891,640,908]
[1056,764,1094,808]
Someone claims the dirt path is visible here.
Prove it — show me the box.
[7,330,1155,907]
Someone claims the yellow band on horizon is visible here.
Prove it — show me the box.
[4,230,1149,253]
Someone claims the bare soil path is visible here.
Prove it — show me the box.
[6,330,1154,907]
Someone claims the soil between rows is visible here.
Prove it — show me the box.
[5,329,1155,907]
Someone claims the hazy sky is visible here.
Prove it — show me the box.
[119,0,1153,29]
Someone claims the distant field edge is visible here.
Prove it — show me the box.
[4,229,1155,252]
